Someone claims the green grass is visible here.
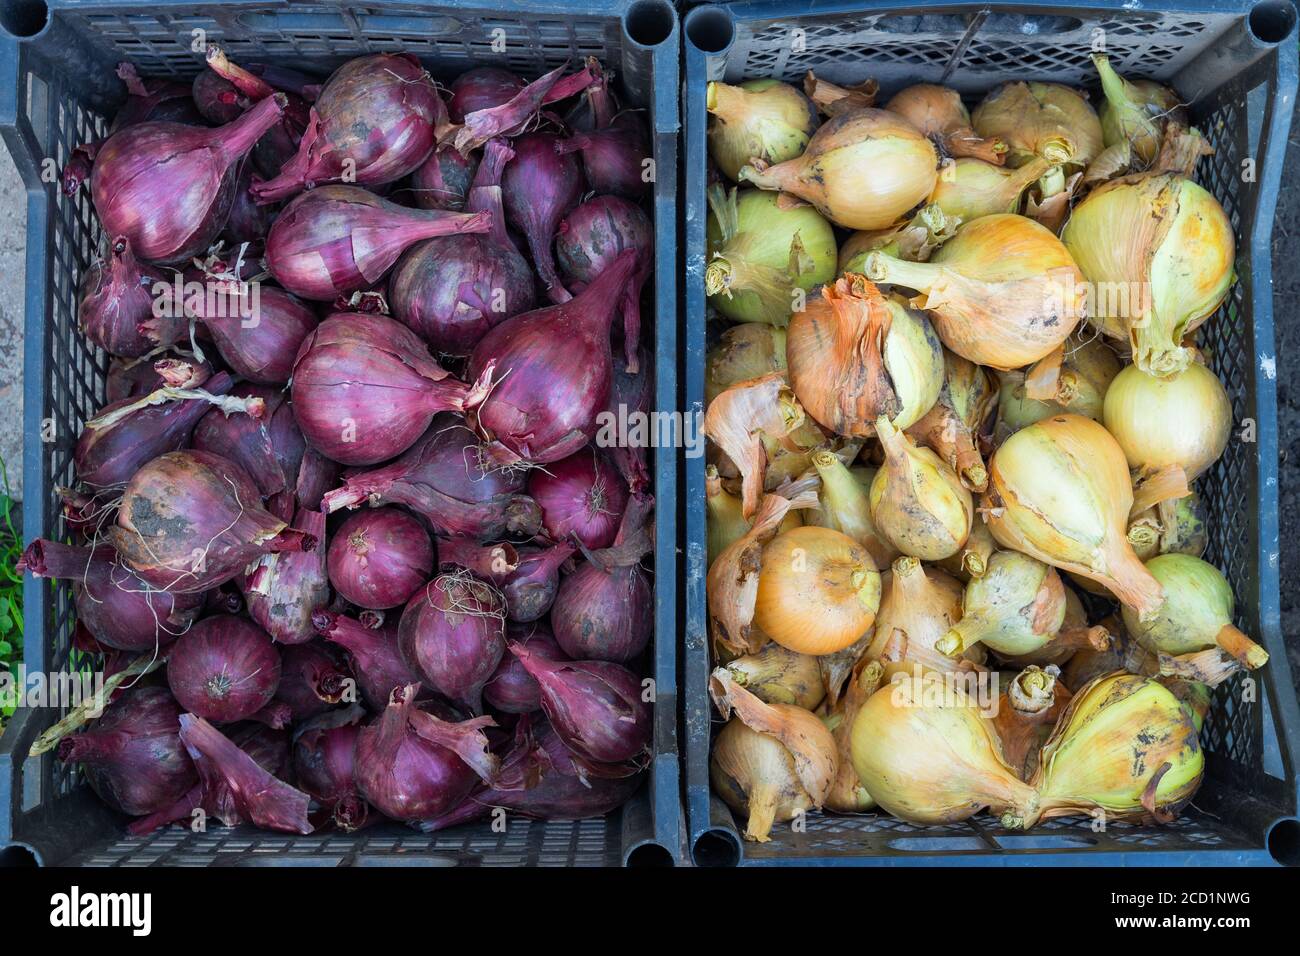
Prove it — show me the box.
[0,458,24,724]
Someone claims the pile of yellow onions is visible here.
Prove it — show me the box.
[701,64,1263,843]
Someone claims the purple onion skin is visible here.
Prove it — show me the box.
[501,132,584,304]
[166,615,282,723]
[448,68,526,122]
[252,54,445,202]
[222,163,278,244]
[113,65,202,133]
[293,719,369,830]
[483,624,566,714]
[501,543,574,622]
[108,450,315,594]
[290,312,472,466]
[466,249,640,466]
[264,184,491,301]
[106,357,170,402]
[275,641,349,721]
[528,447,629,550]
[57,687,197,817]
[296,447,340,513]
[79,236,185,358]
[193,69,245,124]
[606,346,654,493]
[398,574,505,715]
[243,508,330,644]
[321,418,542,540]
[314,611,419,711]
[196,285,318,385]
[408,147,478,211]
[192,384,306,519]
[557,118,651,200]
[510,642,651,764]
[91,94,287,264]
[327,507,433,610]
[551,562,652,664]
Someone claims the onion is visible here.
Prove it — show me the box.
[787,275,944,435]
[109,450,314,593]
[823,660,885,812]
[321,418,542,540]
[972,82,1102,177]
[501,132,583,303]
[354,684,500,823]
[702,373,807,519]
[313,611,418,712]
[993,665,1071,781]
[200,47,316,181]
[184,283,318,385]
[222,165,278,244]
[706,324,787,408]
[1103,361,1231,480]
[398,573,505,714]
[327,507,433,610]
[739,109,938,230]
[836,204,957,269]
[293,709,370,831]
[984,413,1164,620]
[483,624,567,714]
[78,236,185,357]
[290,313,476,466]
[935,550,1069,661]
[709,669,837,842]
[252,54,444,202]
[864,214,1086,369]
[928,156,1048,223]
[57,687,197,817]
[869,415,973,561]
[884,84,1008,164]
[995,332,1121,436]
[447,62,598,155]
[510,641,651,764]
[865,555,971,679]
[719,643,824,711]
[499,543,575,623]
[192,384,305,521]
[466,249,640,466]
[803,452,895,570]
[1092,54,1187,166]
[275,641,348,721]
[706,79,819,182]
[754,525,881,656]
[528,447,628,550]
[1129,490,1207,562]
[92,94,286,263]
[106,354,206,402]
[408,146,478,210]
[264,184,490,301]
[705,185,836,326]
[448,68,525,122]
[906,349,997,492]
[556,116,651,199]
[166,615,281,723]
[707,465,801,567]
[242,507,329,644]
[1061,173,1233,378]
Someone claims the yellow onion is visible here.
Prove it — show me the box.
[1092,54,1186,166]
[1129,491,1207,562]
[817,630,874,708]
[1061,173,1234,378]
[866,556,974,679]
[707,465,800,567]
[863,214,1085,369]
[706,186,837,326]
[1103,361,1231,480]
[753,525,881,656]
[869,415,973,561]
[823,659,884,812]
[937,516,997,581]
[1154,121,1214,178]
[849,671,1038,825]
[787,275,944,436]
[972,81,1103,179]
[929,157,1049,223]
[806,449,897,570]
[721,641,825,710]
[706,324,787,408]
[993,665,1071,781]
[703,372,806,519]
[996,332,1121,438]
[1060,622,1150,692]
[1158,677,1212,733]
[983,414,1164,620]
[707,79,820,183]
[1121,554,1269,682]
[837,205,959,268]
[1019,673,1203,827]
[710,669,838,842]
[885,84,1008,164]
[936,551,1067,659]
[739,109,938,231]
[906,348,997,492]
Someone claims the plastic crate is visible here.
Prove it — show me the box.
[0,0,683,867]
[682,0,1300,866]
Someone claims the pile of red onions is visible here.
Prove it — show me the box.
[41,53,655,840]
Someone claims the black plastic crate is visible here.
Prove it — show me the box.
[682,0,1300,866]
[0,0,683,867]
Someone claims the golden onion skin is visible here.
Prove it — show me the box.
[707,79,820,183]
[1103,362,1231,480]
[972,81,1103,170]
[711,719,816,842]
[869,416,973,561]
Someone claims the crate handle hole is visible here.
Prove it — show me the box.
[625,0,675,49]
[0,0,47,38]
[625,841,676,867]
[0,844,39,867]
[1266,817,1300,866]
[1249,1,1297,43]
[685,6,735,55]
[691,828,742,867]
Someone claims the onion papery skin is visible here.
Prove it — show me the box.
[192,384,305,520]
[191,285,318,385]
[1060,173,1234,379]
[1102,362,1231,480]
[242,507,330,644]
[869,415,973,561]
[928,157,1048,223]
[78,236,184,357]
[92,94,286,264]
[314,611,419,712]
[753,525,881,656]
[706,324,787,408]
[706,79,819,183]
[290,312,472,467]
[983,414,1164,620]
[293,718,369,831]
[275,641,348,722]
[327,507,433,610]
[866,556,969,679]
[971,81,1103,172]
[551,560,651,664]
[501,132,583,304]
[398,574,506,714]
[483,624,567,714]
[448,68,525,122]
[408,146,478,211]
[528,447,628,550]
[166,615,282,723]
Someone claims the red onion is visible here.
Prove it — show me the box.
[166,615,282,722]
[501,543,576,622]
[436,538,519,582]
[605,345,654,493]
[106,354,207,402]
[501,132,583,303]
[354,683,499,822]
[314,610,419,711]
[296,447,340,513]
[529,447,628,549]
[265,185,490,301]
[204,583,245,617]
[398,573,506,714]
[321,418,542,540]
[184,281,318,385]
[203,46,312,181]
[449,62,597,155]
[78,236,186,358]
[508,641,651,764]
[92,93,287,264]
[243,508,330,644]
[290,312,476,465]
[447,68,525,123]
[275,641,349,721]
[327,507,433,609]
[17,540,202,651]
[252,53,445,202]
[221,163,278,244]
[467,249,640,466]
[248,701,294,729]
[563,60,616,132]
[193,68,245,125]
[483,624,566,714]
[408,146,478,211]
[556,116,651,200]
[108,449,315,593]
[74,370,261,490]
[292,708,370,831]
[555,195,653,373]
[57,687,197,817]
[388,139,536,354]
